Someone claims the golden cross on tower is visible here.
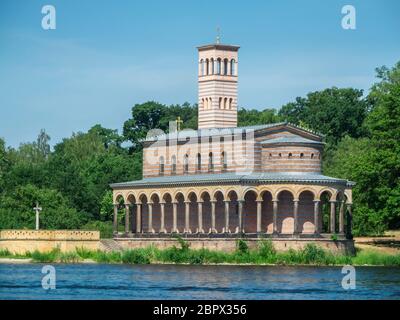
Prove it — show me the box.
[176,116,183,131]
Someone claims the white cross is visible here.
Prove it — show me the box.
[33,202,42,230]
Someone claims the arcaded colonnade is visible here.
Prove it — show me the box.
[112,184,353,238]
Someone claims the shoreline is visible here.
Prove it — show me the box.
[1,241,399,267]
[0,257,397,267]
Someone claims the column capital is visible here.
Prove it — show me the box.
[329,200,337,204]
[256,199,263,203]
[210,200,217,204]
[197,200,204,204]
[159,201,166,205]
[136,201,143,206]
[272,199,279,203]
[147,201,154,206]
[313,199,321,203]
[223,199,231,203]
[113,203,120,207]
[172,201,178,205]
[293,199,300,203]
[184,200,191,204]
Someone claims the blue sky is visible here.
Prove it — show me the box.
[0,0,399,147]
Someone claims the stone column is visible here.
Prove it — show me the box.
[313,200,320,234]
[346,203,353,237]
[272,200,279,234]
[125,204,130,234]
[160,201,166,233]
[256,200,263,233]
[136,203,142,234]
[224,200,230,233]
[172,201,178,233]
[197,201,204,233]
[113,203,118,234]
[210,200,217,233]
[148,202,154,233]
[184,201,191,233]
[293,199,299,235]
[339,200,345,234]
[238,200,244,233]
[330,200,336,233]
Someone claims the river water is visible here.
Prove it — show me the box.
[0,264,399,300]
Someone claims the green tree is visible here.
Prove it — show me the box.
[238,108,282,126]
[0,184,87,230]
[279,87,368,144]
[325,62,400,234]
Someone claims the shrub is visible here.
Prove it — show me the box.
[121,249,150,264]
[29,248,61,263]
[0,249,12,258]
[258,240,276,259]
[301,244,329,264]
[236,239,249,254]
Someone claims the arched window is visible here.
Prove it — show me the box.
[159,156,165,175]
[184,154,189,174]
[221,151,227,171]
[171,155,176,174]
[219,97,222,109]
[224,97,227,109]
[223,59,228,75]
[196,153,201,172]
[209,97,212,109]
[269,153,272,158]
[208,152,214,172]
[210,58,214,74]
[288,153,292,158]
[300,153,304,158]
[229,98,233,109]
[200,59,204,76]
[311,153,314,159]
[205,98,208,110]
[230,59,235,75]
[216,58,221,74]
[206,59,209,75]
[278,153,282,157]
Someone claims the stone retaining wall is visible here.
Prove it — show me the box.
[116,238,355,255]
[0,230,100,254]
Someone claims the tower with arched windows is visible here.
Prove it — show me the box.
[198,43,239,129]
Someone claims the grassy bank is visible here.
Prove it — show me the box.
[1,239,400,266]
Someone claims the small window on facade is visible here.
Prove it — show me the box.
[208,152,214,172]
[221,151,227,171]
[196,153,201,171]
[216,58,221,74]
[171,155,176,174]
[159,156,165,175]
[300,153,304,158]
[288,153,292,158]
[223,59,228,75]
[184,154,189,174]
[269,153,272,158]
[230,59,235,75]
[311,153,314,159]
[279,153,282,157]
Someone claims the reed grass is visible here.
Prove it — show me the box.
[1,239,400,266]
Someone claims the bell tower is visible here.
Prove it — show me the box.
[197,42,240,129]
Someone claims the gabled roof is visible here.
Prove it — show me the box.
[260,136,324,146]
[142,122,322,143]
[110,172,352,189]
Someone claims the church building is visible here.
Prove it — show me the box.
[110,41,355,244]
